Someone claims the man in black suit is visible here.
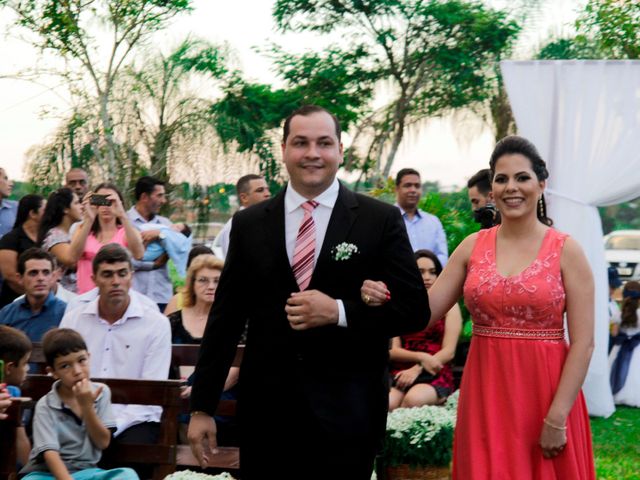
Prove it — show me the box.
[188,105,430,479]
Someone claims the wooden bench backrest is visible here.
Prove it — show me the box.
[20,375,183,480]
[0,400,23,480]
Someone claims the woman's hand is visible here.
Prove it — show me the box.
[419,353,443,375]
[107,192,127,220]
[394,365,422,390]
[180,385,192,399]
[360,279,390,307]
[539,421,567,458]
[81,195,97,223]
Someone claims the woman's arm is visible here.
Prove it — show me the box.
[69,197,96,261]
[426,233,477,327]
[0,250,22,294]
[432,303,463,364]
[540,237,595,457]
[49,242,78,268]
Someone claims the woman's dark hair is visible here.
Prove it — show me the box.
[621,281,640,329]
[13,194,44,229]
[489,135,553,226]
[414,249,443,276]
[187,245,214,269]
[37,188,75,245]
[91,182,125,234]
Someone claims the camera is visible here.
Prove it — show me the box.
[473,204,499,229]
[90,194,112,206]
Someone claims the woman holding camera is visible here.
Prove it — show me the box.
[70,183,144,293]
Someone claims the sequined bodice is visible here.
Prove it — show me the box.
[463,226,567,330]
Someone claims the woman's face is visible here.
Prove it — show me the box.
[31,201,46,224]
[492,153,545,223]
[67,193,84,222]
[95,188,117,220]
[193,267,221,304]
[417,256,438,290]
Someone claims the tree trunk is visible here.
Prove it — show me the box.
[98,92,118,181]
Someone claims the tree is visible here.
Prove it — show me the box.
[273,0,520,177]
[0,0,193,179]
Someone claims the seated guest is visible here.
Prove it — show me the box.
[70,183,143,294]
[0,325,32,465]
[163,245,213,316]
[0,248,66,343]
[20,328,138,480]
[59,244,171,446]
[0,194,45,307]
[387,249,462,409]
[0,167,18,239]
[609,280,640,407]
[37,188,84,293]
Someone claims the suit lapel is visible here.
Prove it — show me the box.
[311,183,358,286]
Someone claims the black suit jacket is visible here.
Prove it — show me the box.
[191,182,429,451]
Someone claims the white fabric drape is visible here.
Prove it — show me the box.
[501,60,640,417]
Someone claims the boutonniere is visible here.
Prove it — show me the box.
[332,242,359,261]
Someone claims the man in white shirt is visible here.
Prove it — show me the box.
[59,243,171,444]
[212,174,271,259]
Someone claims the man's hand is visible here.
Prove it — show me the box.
[285,290,339,330]
[187,414,218,469]
[141,229,162,245]
[72,379,103,411]
[153,253,169,269]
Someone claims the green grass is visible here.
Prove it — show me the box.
[591,406,640,480]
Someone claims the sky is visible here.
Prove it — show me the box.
[0,0,585,189]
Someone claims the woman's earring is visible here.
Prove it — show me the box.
[538,196,544,218]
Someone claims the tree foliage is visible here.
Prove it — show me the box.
[273,0,520,177]
[0,0,193,179]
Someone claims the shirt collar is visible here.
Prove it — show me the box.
[83,292,145,324]
[128,206,155,223]
[46,379,104,410]
[285,178,340,214]
[395,203,423,218]
[19,291,57,311]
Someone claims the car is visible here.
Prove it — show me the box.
[604,230,640,282]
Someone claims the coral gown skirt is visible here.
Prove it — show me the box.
[453,227,595,479]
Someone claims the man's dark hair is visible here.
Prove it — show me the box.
[395,168,421,186]
[236,174,263,196]
[134,176,165,201]
[282,105,341,143]
[0,325,32,365]
[42,328,87,367]
[92,243,132,275]
[18,247,54,275]
[467,168,492,196]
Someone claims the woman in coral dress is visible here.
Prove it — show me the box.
[362,136,595,479]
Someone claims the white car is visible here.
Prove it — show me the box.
[604,230,640,282]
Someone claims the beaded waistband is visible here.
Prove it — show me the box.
[473,325,565,340]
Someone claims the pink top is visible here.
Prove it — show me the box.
[76,226,128,294]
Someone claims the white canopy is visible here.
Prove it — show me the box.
[501,60,640,417]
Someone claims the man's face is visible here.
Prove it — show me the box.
[240,178,271,207]
[468,186,490,211]
[281,112,343,198]
[65,170,89,198]
[396,174,422,210]
[21,258,53,300]
[142,185,167,215]
[0,168,13,198]
[92,261,132,303]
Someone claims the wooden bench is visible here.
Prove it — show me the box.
[21,375,183,480]
[26,343,244,476]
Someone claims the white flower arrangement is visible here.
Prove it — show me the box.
[332,242,359,261]
[164,471,236,480]
[383,390,460,467]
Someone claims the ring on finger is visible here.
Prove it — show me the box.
[363,294,371,303]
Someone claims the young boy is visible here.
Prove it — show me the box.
[20,328,139,480]
[0,324,32,465]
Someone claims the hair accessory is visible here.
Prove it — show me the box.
[623,289,640,299]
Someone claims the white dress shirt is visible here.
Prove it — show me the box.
[59,292,172,435]
[284,179,347,327]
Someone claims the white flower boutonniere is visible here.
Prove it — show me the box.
[332,242,359,261]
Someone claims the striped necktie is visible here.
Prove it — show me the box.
[292,200,319,291]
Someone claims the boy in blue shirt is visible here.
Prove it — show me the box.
[0,324,32,465]
[20,328,138,479]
